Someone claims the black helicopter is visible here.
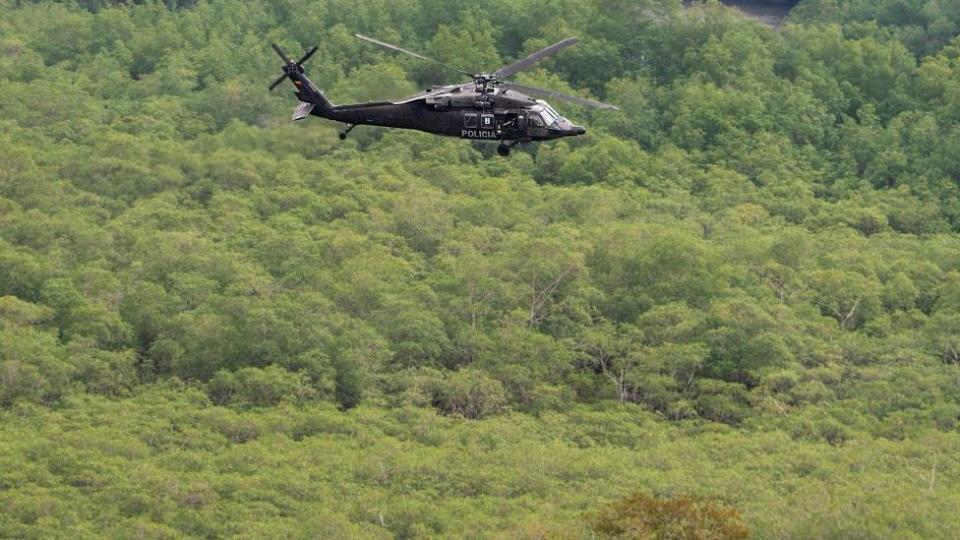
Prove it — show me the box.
[269,34,618,156]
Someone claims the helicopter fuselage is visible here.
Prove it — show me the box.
[310,87,586,143]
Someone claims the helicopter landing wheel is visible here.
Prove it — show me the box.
[497,143,511,157]
[339,123,356,140]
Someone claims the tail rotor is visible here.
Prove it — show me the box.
[269,44,319,91]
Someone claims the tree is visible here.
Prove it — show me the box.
[926,312,960,382]
[577,321,645,404]
[430,368,507,419]
[807,269,881,331]
[333,355,363,410]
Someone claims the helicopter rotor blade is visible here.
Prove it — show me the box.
[269,43,291,91]
[297,46,318,66]
[354,33,474,78]
[493,37,579,80]
[503,82,620,110]
[268,74,288,91]
[271,43,293,64]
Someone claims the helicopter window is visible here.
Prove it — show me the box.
[463,112,478,128]
[540,108,559,126]
[529,116,545,128]
[536,100,561,125]
[480,114,495,129]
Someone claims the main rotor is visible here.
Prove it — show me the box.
[353,34,618,109]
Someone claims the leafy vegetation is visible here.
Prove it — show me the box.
[1,0,960,537]
[589,492,749,539]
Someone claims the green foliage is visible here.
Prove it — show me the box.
[208,365,315,407]
[0,393,956,539]
[334,356,364,410]
[1,0,960,537]
[430,368,508,419]
[790,0,960,57]
[589,492,750,540]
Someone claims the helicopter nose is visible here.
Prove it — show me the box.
[554,122,586,137]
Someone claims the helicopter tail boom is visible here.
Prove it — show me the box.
[290,74,333,111]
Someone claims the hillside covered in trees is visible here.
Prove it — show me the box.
[2,0,960,537]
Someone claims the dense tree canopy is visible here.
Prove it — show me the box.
[2,0,960,537]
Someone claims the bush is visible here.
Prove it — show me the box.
[206,366,315,407]
[0,360,46,407]
[589,492,749,540]
[333,357,363,411]
[694,380,750,424]
[0,325,73,406]
[432,368,508,419]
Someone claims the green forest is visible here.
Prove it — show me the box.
[2,0,960,537]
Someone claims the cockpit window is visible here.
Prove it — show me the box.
[546,103,563,118]
[534,100,561,126]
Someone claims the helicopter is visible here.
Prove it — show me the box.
[269,34,618,156]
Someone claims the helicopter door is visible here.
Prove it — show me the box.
[463,112,478,129]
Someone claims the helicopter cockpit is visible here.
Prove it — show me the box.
[530,100,563,127]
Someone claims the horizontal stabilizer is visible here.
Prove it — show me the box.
[292,101,315,121]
